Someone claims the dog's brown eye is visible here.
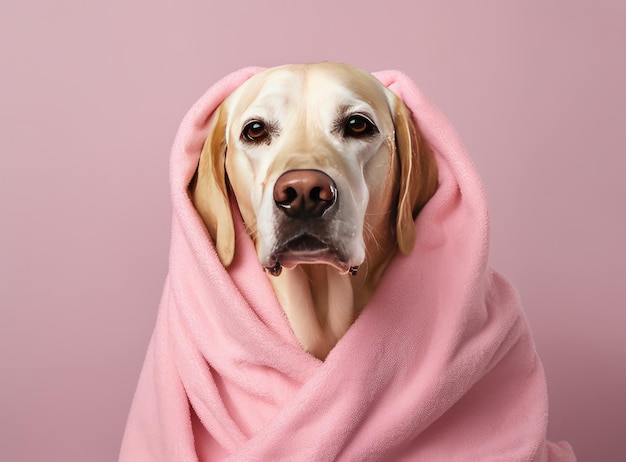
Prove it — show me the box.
[344,114,377,138]
[242,120,269,143]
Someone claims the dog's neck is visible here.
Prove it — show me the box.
[268,252,395,360]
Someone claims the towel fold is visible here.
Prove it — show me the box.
[120,67,576,461]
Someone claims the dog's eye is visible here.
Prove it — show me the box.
[344,114,377,138]
[242,120,269,143]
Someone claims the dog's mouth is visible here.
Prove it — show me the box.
[264,233,358,277]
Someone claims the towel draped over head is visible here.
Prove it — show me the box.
[120,67,576,461]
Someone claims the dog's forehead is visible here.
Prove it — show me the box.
[227,68,302,114]
[224,64,394,123]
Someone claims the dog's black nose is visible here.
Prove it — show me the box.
[273,170,337,219]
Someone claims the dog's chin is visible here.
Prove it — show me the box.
[263,234,359,277]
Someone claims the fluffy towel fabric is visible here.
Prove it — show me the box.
[120,67,576,461]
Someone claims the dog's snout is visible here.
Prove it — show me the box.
[273,170,337,219]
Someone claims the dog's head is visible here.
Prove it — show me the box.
[191,63,437,276]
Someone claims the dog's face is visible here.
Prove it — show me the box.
[192,63,437,277]
[224,64,399,275]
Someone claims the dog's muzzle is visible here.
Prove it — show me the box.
[264,169,359,277]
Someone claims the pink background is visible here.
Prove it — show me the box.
[1,1,624,460]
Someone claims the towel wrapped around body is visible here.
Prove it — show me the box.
[120,67,576,461]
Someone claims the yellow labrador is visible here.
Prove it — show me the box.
[191,63,438,359]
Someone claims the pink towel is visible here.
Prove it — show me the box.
[120,67,576,461]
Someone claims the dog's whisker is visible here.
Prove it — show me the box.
[364,209,393,218]
[362,222,385,254]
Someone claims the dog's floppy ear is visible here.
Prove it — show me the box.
[393,97,439,255]
[190,106,235,267]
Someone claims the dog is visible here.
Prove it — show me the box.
[190,62,438,359]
